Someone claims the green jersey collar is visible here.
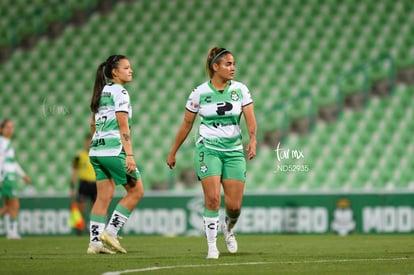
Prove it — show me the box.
[208,80,231,94]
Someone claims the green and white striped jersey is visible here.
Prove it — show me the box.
[89,83,132,157]
[0,136,25,182]
[186,80,253,151]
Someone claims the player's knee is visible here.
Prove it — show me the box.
[97,193,113,205]
[134,187,144,201]
[127,184,144,202]
[226,206,241,215]
[225,201,242,214]
[205,194,221,209]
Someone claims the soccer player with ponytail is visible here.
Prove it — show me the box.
[87,55,144,254]
[167,47,257,259]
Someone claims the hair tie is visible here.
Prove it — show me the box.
[209,49,229,67]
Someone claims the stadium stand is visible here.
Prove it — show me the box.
[0,0,413,194]
[249,85,414,192]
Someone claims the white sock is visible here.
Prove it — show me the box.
[6,217,18,236]
[89,221,105,246]
[203,216,219,244]
[106,210,128,237]
[11,220,18,235]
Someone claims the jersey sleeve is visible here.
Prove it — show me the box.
[114,88,130,113]
[241,84,253,106]
[15,162,26,177]
[185,88,200,113]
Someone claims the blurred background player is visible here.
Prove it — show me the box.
[0,119,31,239]
[167,47,257,259]
[70,133,97,235]
[87,54,145,254]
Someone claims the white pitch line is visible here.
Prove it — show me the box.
[102,257,412,275]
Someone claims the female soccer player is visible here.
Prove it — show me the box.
[166,47,257,259]
[0,119,31,239]
[87,55,144,254]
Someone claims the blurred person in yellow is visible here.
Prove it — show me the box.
[70,133,96,235]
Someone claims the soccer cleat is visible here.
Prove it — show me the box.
[221,223,238,253]
[206,244,220,259]
[99,230,127,254]
[87,244,116,254]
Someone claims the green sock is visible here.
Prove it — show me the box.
[203,209,219,218]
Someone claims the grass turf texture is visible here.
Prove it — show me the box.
[0,235,413,275]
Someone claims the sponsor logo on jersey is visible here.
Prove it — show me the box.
[216,102,233,115]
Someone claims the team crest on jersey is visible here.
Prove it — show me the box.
[200,162,208,173]
[230,91,239,101]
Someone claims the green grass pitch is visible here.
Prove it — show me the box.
[0,234,413,274]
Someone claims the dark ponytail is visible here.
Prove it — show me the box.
[90,62,106,113]
[90,54,127,113]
